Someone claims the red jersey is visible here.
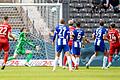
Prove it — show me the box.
[68,26,75,46]
[107,29,120,47]
[0,22,11,39]
[119,32,120,46]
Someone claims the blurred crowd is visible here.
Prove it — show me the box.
[92,0,120,13]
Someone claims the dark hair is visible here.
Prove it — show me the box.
[69,24,73,26]
[4,16,8,20]
[76,21,81,27]
[60,18,65,24]
[99,20,104,26]
[110,23,116,28]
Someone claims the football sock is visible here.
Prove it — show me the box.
[87,54,96,66]
[8,56,16,61]
[71,56,76,66]
[67,56,72,70]
[76,57,80,66]
[72,61,75,67]
[63,55,67,66]
[4,53,8,64]
[108,56,112,63]
[102,56,108,68]
[107,56,113,68]
[107,62,112,68]
[26,53,33,63]
[53,56,59,70]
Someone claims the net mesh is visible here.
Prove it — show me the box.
[0,3,62,60]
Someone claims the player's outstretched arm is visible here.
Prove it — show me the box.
[103,34,109,42]
[26,40,36,48]
[52,41,55,47]
[92,33,95,40]
[9,32,16,41]
[82,36,90,45]
[52,31,57,43]
[52,30,57,47]
[70,31,74,39]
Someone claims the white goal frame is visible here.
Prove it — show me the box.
[0,3,63,20]
[0,3,63,66]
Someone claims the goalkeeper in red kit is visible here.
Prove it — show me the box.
[0,16,16,70]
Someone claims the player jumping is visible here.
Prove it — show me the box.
[8,28,39,67]
[106,23,120,68]
[52,19,73,72]
[86,20,108,69]
[0,16,16,70]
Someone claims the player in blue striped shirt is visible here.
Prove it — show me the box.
[52,19,72,71]
[86,20,108,69]
[71,21,87,69]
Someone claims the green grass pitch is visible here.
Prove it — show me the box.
[0,66,120,80]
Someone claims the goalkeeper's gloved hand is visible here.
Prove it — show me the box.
[35,46,40,51]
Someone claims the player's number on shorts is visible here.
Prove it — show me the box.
[109,34,116,41]
[59,28,66,38]
[0,27,7,35]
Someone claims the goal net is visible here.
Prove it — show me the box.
[0,3,62,66]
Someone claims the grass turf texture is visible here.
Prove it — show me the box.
[0,67,120,80]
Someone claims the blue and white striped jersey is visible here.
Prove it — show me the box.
[93,26,107,46]
[53,24,70,45]
[72,28,84,48]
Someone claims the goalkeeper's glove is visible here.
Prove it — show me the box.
[35,46,40,51]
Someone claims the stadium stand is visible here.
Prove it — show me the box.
[0,7,25,29]
[68,0,120,38]
[0,5,52,59]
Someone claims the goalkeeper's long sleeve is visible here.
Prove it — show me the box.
[18,32,36,48]
[25,40,36,48]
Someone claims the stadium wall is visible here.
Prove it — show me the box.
[0,60,54,66]
[80,42,120,66]
[0,42,119,67]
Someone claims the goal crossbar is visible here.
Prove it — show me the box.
[0,3,62,6]
[0,3,63,20]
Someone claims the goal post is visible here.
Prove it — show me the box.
[0,3,63,66]
[0,3,63,28]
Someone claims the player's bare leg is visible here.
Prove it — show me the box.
[1,51,8,70]
[63,55,67,66]
[86,51,98,69]
[52,53,60,71]
[63,54,67,69]
[102,50,108,69]
[107,54,113,68]
[65,51,73,72]
[25,50,33,67]
[75,55,80,70]
[71,54,76,69]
